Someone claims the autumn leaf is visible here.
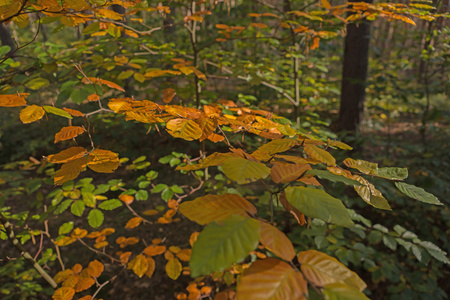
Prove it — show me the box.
[52,287,75,300]
[54,158,87,185]
[125,217,143,228]
[166,118,202,141]
[46,147,87,163]
[145,257,156,278]
[128,254,148,278]
[119,194,134,205]
[74,277,95,292]
[63,107,84,117]
[54,126,86,143]
[0,93,28,107]
[304,145,336,166]
[87,149,120,173]
[166,257,182,280]
[87,93,100,101]
[163,88,176,103]
[86,260,104,278]
[20,105,45,123]
[259,221,296,261]
[143,245,166,256]
[82,77,125,92]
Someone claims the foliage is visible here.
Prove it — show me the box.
[0,0,448,299]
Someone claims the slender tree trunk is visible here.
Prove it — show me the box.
[337,0,373,132]
[0,23,16,56]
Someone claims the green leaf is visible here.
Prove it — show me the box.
[375,167,408,180]
[58,222,74,235]
[395,182,442,205]
[420,241,450,264]
[136,190,148,201]
[98,199,123,210]
[82,191,96,208]
[0,45,11,57]
[170,185,184,194]
[285,187,353,227]
[71,200,85,217]
[88,209,104,228]
[307,170,361,186]
[222,157,270,184]
[25,78,50,90]
[190,215,260,277]
[152,184,168,193]
[161,189,173,201]
[382,235,397,251]
[43,106,73,119]
[54,200,73,215]
[323,283,370,300]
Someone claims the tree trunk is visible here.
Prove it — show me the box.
[0,23,16,57]
[337,1,373,132]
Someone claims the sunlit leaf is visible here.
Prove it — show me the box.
[166,118,202,141]
[327,139,352,150]
[43,106,73,119]
[54,126,86,143]
[285,187,353,227]
[179,193,257,225]
[395,182,442,205]
[82,77,125,92]
[237,258,308,300]
[259,221,296,261]
[252,139,299,161]
[190,215,260,277]
[19,105,45,123]
[222,157,270,184]
[87,149,120,173]
[297,250,366,291]
[47,147,88,163]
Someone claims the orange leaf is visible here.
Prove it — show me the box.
[189,232,199,247]
[125,217,143,228]
[63,107,84,117]
[119,194,134,205]
[87,260,104,278]
[72,264,83,274]
[143,245,166,256]
[54,270,74,284]
[54,157,87,185]
[62,274,79,288]
[163,88,176,103]
[87,93,100,102]
[164,250,174,260]
[120,251,132,265]
[87,149,120,173]
[52,287,75,300]
[54,236,77,246]
[82,77,125,92]
[20,105,45,123]
[0,93,29,107]
[250,23,268,28]
[94,241,108,249]
[54,126,86,143]
[310,37,320,50]
[128,254,148,278]
[176,249,191,262]
[145,257,156,278]
[46,147,87,163]
[166,257,182,280]
[237,258,308,299]
[259,221,296,261]
[78,296,93,300]
[74,277,95,292]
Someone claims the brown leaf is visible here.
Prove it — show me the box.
[0,93,29,107]
[279,192,306,226]
[163,88,176,103]
[54,126,86,143]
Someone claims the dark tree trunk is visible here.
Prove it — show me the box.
[337,1,373,132]
[0,23,16,57]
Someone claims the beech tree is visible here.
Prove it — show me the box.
[0,1,447,299]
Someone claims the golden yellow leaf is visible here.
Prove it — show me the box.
[54,157,87,185]
[54,126,86,143]
[94,241,108,249]
[304,145,336,166]
[87,149,119,173]
[125,217,143,229]
[19,105,45,124]
[71,228,88,239]
[47,147,87,163]
[189,232,199,247]
[145,257,156,278]
[62,274,79,288]
[0,93,28,107]
[96,8,123,20]
[87,260,104,278]
[54,236,77,246]
[52,287,75,300]
[166,118,202,141]
[169,246,181,254]
[166,257,182,280]
[320,0,332,9]
[128,254,148,278]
